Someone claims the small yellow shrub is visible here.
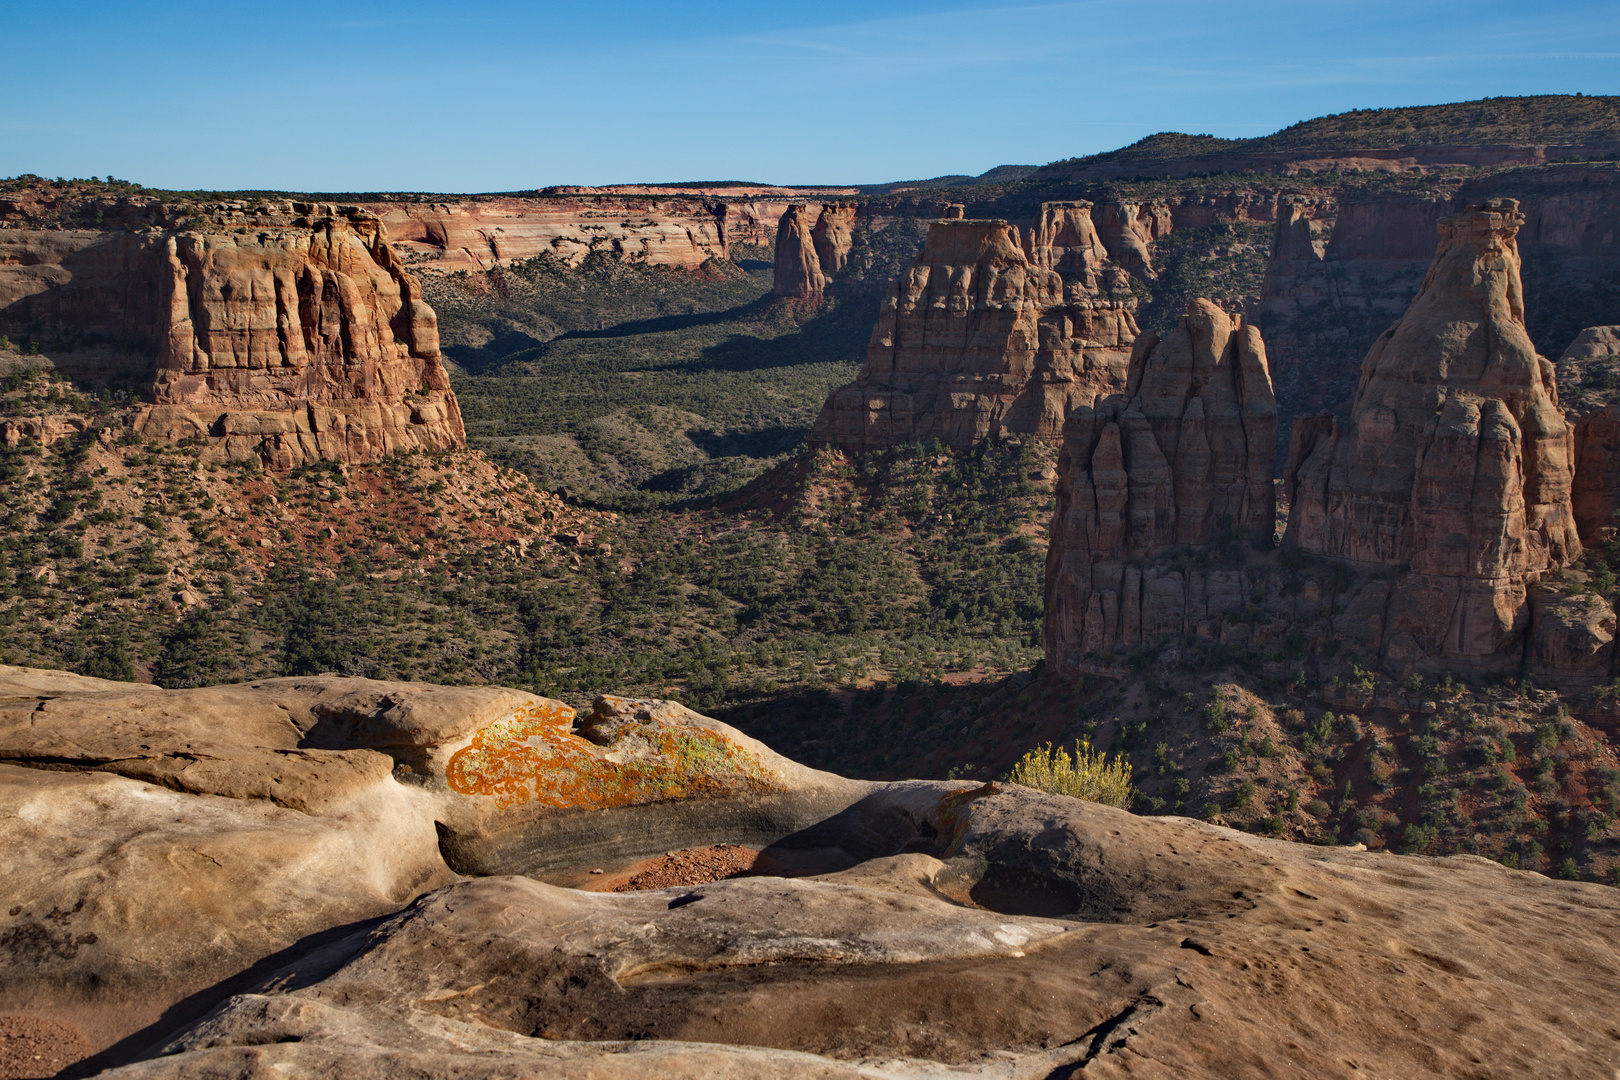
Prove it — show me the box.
[1006,741,1132,808]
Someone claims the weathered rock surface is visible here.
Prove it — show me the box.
[809,206,1139,451]
[368,195,728,270]
[772,204,826,299]
[1044,301,1277,675]
[0,199,464,467]
[95,783,1620,1079]
[1285,199,1583,672]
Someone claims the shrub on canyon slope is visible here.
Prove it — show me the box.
[1006,741,1133,807]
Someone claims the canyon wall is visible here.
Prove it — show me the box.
[1035,142,1620,184]
[1560,326,1620,545]
[1256,164,1620,421]
[367,197,728,270]
[363,186,861,272]
[0,195,463,467]
[1284,199,1582,672]
[1043,300,1277,676]
[808,204,1140,451]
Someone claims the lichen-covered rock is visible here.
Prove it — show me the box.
[809,207,1138,451]
[1044,300,1276,675]
[772,204,825,299]
[1285,199,1582,671]
[0,666,873,1059]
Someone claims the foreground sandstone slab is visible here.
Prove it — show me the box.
[99,785,1620,1079]
[1,666,1617,1077]
[0,668,870,1060]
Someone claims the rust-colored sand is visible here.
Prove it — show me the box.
[604,845,766,891]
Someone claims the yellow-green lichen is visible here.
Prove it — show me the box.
[445,700,781,810]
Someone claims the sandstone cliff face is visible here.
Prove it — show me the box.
[1093,200,1172,279]
[1043,301,1276,675]
[370,197,728,271]
[1559,327,1620,545]
[772,204,826,299]
[0,198,464,467]
[809,206,1139,451]
[1285,199,1581,669]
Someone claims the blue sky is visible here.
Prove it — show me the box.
[3,0,1618,192]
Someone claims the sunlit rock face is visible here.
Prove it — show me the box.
[0,197,464,467]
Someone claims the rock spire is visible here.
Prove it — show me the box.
[772,204,825,299]
[1285,198,1581,667]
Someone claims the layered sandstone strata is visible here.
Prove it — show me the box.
[809,205,1139,450]
[1043,300,1277,674]
[0,200,464,467]
[1285,199,1581,669]
[367,196,728,270]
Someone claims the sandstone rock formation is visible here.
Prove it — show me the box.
[4,663,1620,1077]
[1044,300,1277,675]
[1558,326,1620,544]
[1285,199,1582,671]
[0,200,464,467]
[87,780,1620,1078]
[772,204,826,299]
[368,196,729,270]
[809,206,1139,451]
[811,203,856,275]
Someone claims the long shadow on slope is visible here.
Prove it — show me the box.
[526,297,779,348]
[443,329,553,375]
[467,296,786,377]
[473,293,878,380]
[687,426,808,459]
[661,295,880,375]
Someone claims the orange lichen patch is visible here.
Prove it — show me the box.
[936,782,1001,856]
[445,700,782,811]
